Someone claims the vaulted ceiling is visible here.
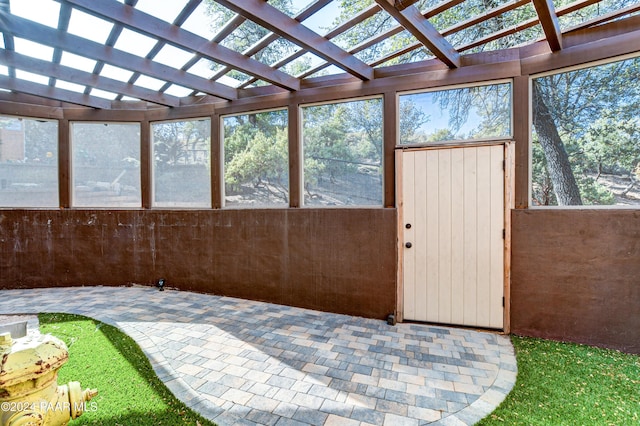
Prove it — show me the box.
[0,0,639,110]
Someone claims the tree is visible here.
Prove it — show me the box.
[532,82,583,205]
[532,56,640,205]
[153,120,210,169]
[223,110,289,203]
[204,0,299,80]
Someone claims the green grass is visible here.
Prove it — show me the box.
[479,336,640,426]
[38,313,216,426]
[39,314,640,426]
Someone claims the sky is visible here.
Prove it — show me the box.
[4,0,344,98]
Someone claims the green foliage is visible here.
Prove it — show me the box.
[223,110,289,203]
[302,98,383,204]
[72,123,140,168]
[531,135,556,206]
[38,313,215,426]
[582,116,640,176]
[398,98,430,145]
[154,120,210,170]
[532,56,640,205]
[479,336,640,425]
[400,83,510,144]
[303,102,353,186]
[203,0,299,78]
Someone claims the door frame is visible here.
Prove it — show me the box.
[395,140,515,332]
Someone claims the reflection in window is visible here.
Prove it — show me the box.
[399,83,512,145]
[302,98,383,206]
[223,110,289,207]
[72,123,141,207]
[532,56,640,206]
[152,119,211,208]
[0,117,58,207]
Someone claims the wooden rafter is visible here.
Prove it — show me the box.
[557,0,602,16]
[441,0,532,37]
[0,14,238,100]
[565,2,640,33]
[455,0,609,54]
[457,18,539,53]
[239,3,382,88]
[0,0,16,78]
[129,0,202,99]
[223,0,334,89]
[214,0,374,81]
[394,0,421,12]
[324,3,382,39]
[0,74,111,109]
[532,0,563,51]
[0,49,181,107]
[212,14,248,44]
[423,0,467,19]
[49,3,72,87]
[59,0,300,91]
[374,1,461,68]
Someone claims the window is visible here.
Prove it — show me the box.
[0,116,58,207]
[152,119,211,208]
[531,55,640,206]
[222,109,289,207]
[398,82,512,145]
[71,122,141,207]
[301,98,383,206]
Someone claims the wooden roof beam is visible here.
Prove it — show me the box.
[49,3,72,87]
[0,75,112,109]
[219,0,334,89]
[59,0,300,91]
[0,14,238,100]
[0,49,181,107]
[214,0,374,81]
[532,0,563,51]
[0,0,16,78]
[441,0,532,37]
[394,0,421,12]
[374,0,461,68]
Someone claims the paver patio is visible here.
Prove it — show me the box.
[0,286,516,425]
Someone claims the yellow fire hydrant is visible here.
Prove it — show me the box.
[0,329,97,426]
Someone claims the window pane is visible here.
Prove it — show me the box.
[399,83,512,145]
[531,56,640,207]
[72,123,141,207]
[302,98,383,206]
[0,117,58,207]
[152,119,211,208]
[223,110,289,207]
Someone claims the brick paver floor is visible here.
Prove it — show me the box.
[0,286,516,425]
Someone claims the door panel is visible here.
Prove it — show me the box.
[401,144,504,329]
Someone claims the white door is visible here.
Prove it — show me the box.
[400,144,505,329]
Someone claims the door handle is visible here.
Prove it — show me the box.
[405,242,412,248]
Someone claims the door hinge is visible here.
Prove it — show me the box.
[502,229,505,239]
[502,296,505,307]
[502,159,505,170]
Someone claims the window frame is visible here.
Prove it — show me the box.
[70,121,142,209]
[150,117,212,209]
[299,95,385,208]
[220,107,290,209]
[396,79,514,148]
[529,52,640,209]
[0,114,59,208]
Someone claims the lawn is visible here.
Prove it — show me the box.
[37,313,639,425]
[38,313,215,426]
[479,336,640,425]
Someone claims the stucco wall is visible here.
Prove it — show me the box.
[511,209,640,354]
[0,208,397,320]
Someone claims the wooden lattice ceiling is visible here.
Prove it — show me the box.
[0,0,639,109]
